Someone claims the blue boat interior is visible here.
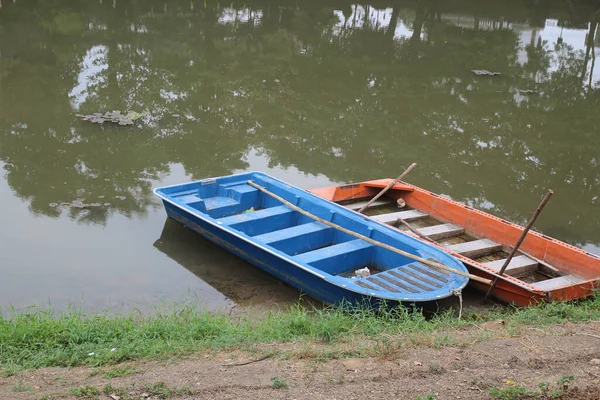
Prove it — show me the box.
[155,172,468,299]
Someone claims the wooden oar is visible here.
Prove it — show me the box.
[357,163,417,214]
[248,180,491,285]
[484,189,554,300]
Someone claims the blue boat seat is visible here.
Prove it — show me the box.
[218,205,298,237]
[173,192,202,204]
[204,196,238,210]
[192,196,240,218]
[294,239,374,276]
[253,222,333,255]
[191,183,263,218]
[174,183,262,218]
[223,184,260,204]
[172,192,208,212]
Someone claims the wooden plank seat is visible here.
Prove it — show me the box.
[446,239,502,258]
[417,223,464,241]
[344,199,390,211]
[371,210,429,224]
[483,255,538,276]
[530,275,585,291]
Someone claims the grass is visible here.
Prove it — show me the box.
[9,373,35,392]
[0,294,599,373]
[428,363,445,374]
[68,385,100,397]
[555,375,574,386]
[66,382,191,400]
[143,381,191,399]
[271,376,288,389]
[88,364,139,378]
[489,376,578,400]
[489,384,535,400]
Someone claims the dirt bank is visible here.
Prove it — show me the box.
[2,322,600,400]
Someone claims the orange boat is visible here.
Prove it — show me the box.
[310,179,600,307]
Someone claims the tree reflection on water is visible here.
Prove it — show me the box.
[0,0,598,248]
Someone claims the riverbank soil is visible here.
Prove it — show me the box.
[2,322,599,400]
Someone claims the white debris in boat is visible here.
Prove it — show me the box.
[354,267,371,277]
[396,198,406,208]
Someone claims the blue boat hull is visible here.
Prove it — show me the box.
[163,201,383,306]
[155,172,469,307]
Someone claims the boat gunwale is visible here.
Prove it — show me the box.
[154,172,470,302]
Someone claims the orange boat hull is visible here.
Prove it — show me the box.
[310,179,600,307]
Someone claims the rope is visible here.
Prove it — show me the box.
[453,289,463,320]
[248,180,492,285]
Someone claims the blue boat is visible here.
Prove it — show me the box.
[154,172,470,306]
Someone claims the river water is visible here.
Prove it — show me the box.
[1,0,599,313]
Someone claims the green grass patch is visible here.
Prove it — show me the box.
[89,364,139,379]
[68,385,100,398]
[143,381,191,399]
[271,376,288,389]
[9,373,35,392]
[102,383,130,400]
[489,384,535,400]
[1,294,599,373]
[101,381,190,400]
[489,375,578,400]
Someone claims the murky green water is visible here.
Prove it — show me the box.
[1,0,599,312]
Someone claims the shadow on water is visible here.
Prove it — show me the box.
[153,218,323,311]
[153,218,497,316]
